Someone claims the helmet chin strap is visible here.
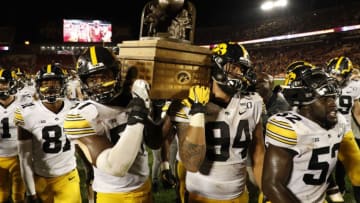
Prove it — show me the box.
[92,89,122,104]
[86,79,121,104]
[218,82,238,96]
[41,95,64,104]
[212,76,242,96]
[93,91,114,103]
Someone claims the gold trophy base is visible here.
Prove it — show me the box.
[117,39,212,99]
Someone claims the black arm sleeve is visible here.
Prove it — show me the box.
[144,118,163,149]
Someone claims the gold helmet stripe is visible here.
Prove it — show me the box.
[0,69,4,77]
[239,44,249,59]
[11,71,17,78]
[90,46,98,65]
[47,64,52,73]
[335,56,344,72]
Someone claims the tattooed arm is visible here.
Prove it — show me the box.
[177,122,206,172]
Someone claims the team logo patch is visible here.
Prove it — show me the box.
[176,71,191,85]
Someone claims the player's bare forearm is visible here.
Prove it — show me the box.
[179,139,206,172]
[251,121,265,189]
[177,124,206,172]
[77,136,112,164]
[160,117,176,161]
[263,144,299,203]
[265,182,301,203]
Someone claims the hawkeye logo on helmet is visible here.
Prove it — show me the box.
[212,43,228,55]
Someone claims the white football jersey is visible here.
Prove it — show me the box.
[172,92,263,200]
[14,99,76,177]
[265,111,349,203]
[63,100,149,193]
[0,96,32,157]
[337,80,360,125]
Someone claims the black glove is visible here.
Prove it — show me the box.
[161,169,177,189]
[127,98,149,125]
[152,99,166,122]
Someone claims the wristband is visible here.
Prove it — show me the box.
[328,193,344,202]
[160,161,170,171]
[189,113,205,128]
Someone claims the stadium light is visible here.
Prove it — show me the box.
[261,1,274,10]
[261,0,287,11]
[275,0,287,7]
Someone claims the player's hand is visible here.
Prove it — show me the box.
[131,79,151,109]
[185,85,210,115]
[161,169,177,189]
[188,85,210,105]
[152,99,171,122]
[127,98,149,125]
[128,80,151,125]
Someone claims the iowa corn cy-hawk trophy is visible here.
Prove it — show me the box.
[117,0,211,99]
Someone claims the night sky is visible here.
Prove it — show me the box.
[0,0,354,43]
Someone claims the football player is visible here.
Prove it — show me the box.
[63,46,162,202]
[15,64,81,203]
[166,42,265,202]
[255,71,290,127]
[66,69,84,101]
[0,68,26,203]
[262,65,360,202]
[12,68,35,98]
[159,112,183,203]
[151,100,175,193]
[326,56,360,202]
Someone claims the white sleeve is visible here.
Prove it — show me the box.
[18,139,36,195]
[96,123,144,177]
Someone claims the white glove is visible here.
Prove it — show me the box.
[131,79,151,109]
